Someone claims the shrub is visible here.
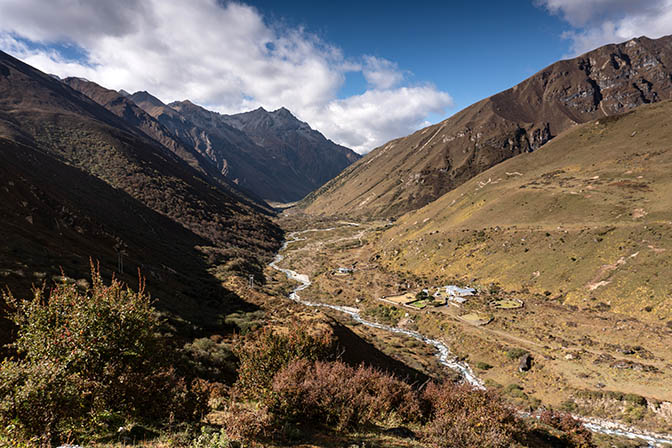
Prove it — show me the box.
[191,426,232,448]
[182,337,238,382]
[0,264,207,444]
[421,382,520,448]
[538,411,594,447]
[233,325,334,400]
[504,383,528,399]
[269,359,421,430]
[218,402,273,442]
[506,348,529,359]
[475,362,493,370]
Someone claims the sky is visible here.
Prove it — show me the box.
[1,0,671,153]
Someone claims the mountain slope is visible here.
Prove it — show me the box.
[218,106,360,191]
[379,100,672,322]
[0,50,282,327]
[301,35,672,218]
[62,77,272,211]
[130,94,360,203]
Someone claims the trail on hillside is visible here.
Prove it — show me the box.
[269,223,672,447]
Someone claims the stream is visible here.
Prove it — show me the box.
[269,225,672,446]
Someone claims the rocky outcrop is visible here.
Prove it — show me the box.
[128,95,360,203]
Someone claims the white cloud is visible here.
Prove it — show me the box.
[0,0,452,153]
[361,56,404,89]
[538,0,672,55]
[318,86,452,151]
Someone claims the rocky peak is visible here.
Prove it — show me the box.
[131,90,166,108]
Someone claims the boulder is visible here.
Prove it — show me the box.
[518,353,532,372]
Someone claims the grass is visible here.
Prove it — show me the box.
[491,299,523,309]
[382,101,672,323]
[506,348,529,360]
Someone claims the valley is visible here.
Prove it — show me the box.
[2,9,672,444]
[266,216,672,445]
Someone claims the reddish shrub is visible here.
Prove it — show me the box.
[538,410,594,448]
[233,325,334,400]
[269,359,422,430]
[421,382,520,448]
[220,401,273,442]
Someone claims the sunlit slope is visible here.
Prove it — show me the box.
[380,101,672,322]
[300,35,672,218]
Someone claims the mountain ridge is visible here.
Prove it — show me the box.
[0,49,282,330]
[126,93,360,202]
[300,34,672,218]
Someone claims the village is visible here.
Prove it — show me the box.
[332,265,524,326]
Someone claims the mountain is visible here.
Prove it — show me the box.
[0,50,282,329]
[129,94,360,203]
[379,100,672,322]
[218,106,360,193]
[301,35,672,218]
[62,77,272,210]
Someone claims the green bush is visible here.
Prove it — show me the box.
[0,265,207,444]
[475,361,493,370]
[233,325,334,400]
[190,426,232,448]
[506,348,529,360]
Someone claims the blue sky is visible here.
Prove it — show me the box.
[1,0,670,152]
[247,0,570,111]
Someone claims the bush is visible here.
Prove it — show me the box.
[0,264,207,444]
[269,359,422,430]
[233,325,334,400]
[538,411,594,447]
[191,426,232,448]
[218,402,273,442]
[182,337,238,382]
[421,382,520,448]
[506,348,529,359]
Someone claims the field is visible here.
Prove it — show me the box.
[266,214,672,439]
[490,299,524,309]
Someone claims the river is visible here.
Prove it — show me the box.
[270,224,672,447]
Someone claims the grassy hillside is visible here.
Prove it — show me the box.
[300,35,672,218]
[0,50,282,335]
[380,100,672,323]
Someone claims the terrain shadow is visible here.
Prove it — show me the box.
[0,138,261,349]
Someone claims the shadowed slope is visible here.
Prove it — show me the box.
[0,50,283,339]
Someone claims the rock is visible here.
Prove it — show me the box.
[518,353,532,372]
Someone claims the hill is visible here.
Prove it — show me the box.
[61,77,271,209]
[378,100,672,322]
[300,35,672,218]
[128,93,360,203]
[0,50,282,330]
[218,105,360,196]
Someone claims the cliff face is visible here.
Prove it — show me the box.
[125,93,360,203]
[301,35,672,218]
